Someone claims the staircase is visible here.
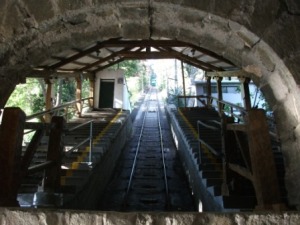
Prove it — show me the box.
[18,109,130,208]
[167,106,288,211]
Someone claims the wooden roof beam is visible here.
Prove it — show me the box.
[81,47,139,71]
[99,39,188,48]
[93,58,125,72]
[206,70,254,78]
[160,47,223,71]
[186,43,236,67]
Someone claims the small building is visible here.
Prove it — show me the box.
[94,69,131,111]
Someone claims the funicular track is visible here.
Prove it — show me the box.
[98,88,195,211]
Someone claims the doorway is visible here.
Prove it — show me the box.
[99,79,115,108]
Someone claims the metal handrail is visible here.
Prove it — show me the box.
[197,120,219,131]
[197,120,223,158]
[65,120,93,132]
[64,119,94,163]
[199,139,222,158]
[28,160,54,174]
[177,95,247,121]
[26,97,92,121]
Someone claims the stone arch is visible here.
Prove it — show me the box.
[1,1,300,208]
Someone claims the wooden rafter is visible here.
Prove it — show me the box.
[81,47,135,71]
[159,47,223,71]
[94,58,125,72]
[35,39,237,74]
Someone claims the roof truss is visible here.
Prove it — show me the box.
[33,39,238,77]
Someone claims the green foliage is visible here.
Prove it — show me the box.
[54,79,76,103]
[167,87,184,107]
[184,63,204,80]
[82,79,90,99]
[112,60,148,106]
[5,78,45,115]
[112,60,144,78]
[31,94,45,113]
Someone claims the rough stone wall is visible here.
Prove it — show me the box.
[0,0,300,209]
[0,1,298,83]
[1,208,300,225]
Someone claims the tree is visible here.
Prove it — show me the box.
[5,78,45,115]
[112,60,144,78]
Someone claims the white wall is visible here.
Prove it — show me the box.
[95,69,131,110]
[195,80,265,109]
[123,78,132,112]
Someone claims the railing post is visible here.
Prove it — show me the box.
[44,116,65,192]
[216,77,223,115]
[239,77,252,111]
[89,77,95,108]
[206,76,212,107]
[181,61,187,108]
[89,121,93,164]
[45,79,53,123]
[33,116,64,208]
[221,114,235,196]
[76,77,82,117]
[0,107,26,206]
[245,109,283,209]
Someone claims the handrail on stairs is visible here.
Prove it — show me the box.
[26,97,92,122]
[28,160,55,174]
[177,95,279,142]
[197,120,223,166]
[20,97,93,174]
[195,106,285,209]
[64,119,94,163]
[177,95,246,118]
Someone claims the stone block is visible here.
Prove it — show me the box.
[24,0,55,22]
[285,0,300,14]
[58,0,87,11]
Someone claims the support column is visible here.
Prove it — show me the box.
[0,107,26,206]
[245,109,282,209]
[89,77,95,108]
[206,76,212,107]
[76,77,82,117]
[0,80,17,108]
[221,115,235,196]
[239,77,251,111]
[45,79,52,123]
[44,116,65,192]
[181,61,187,108]
[216,77,223,115]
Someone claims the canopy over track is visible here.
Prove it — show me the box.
[31,39,239,78]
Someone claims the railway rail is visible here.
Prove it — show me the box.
[98,88,195,211]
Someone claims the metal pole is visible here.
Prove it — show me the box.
[89,121,93,164]
[181,61,187,108]
[206,76,212,107]
[216,77,223,115]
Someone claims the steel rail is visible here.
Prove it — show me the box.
[155,89,170,209]
[123,88,170,209]
[124,91,151,202]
